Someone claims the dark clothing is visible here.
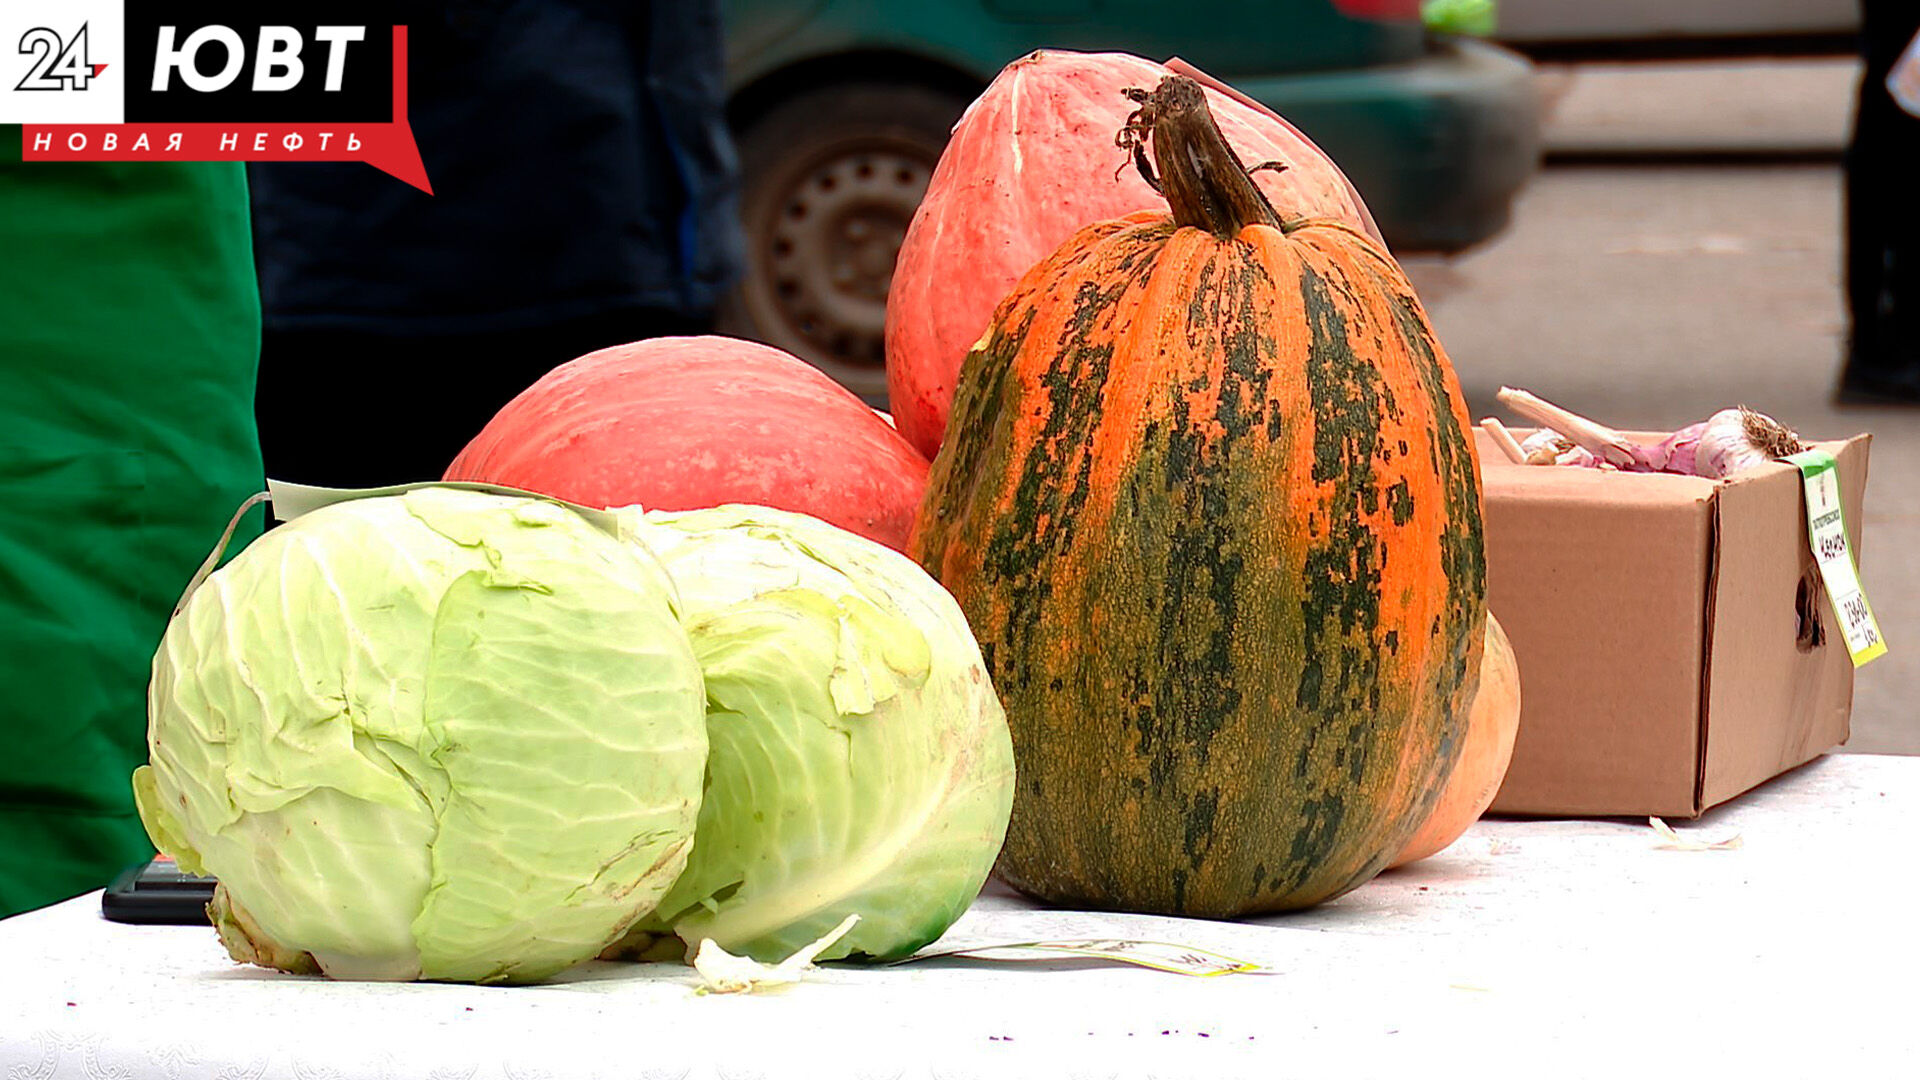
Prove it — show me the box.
[248,0,744,486]
[250,1,743,336]
[1841,0,1920,401]
[255,306,710,487]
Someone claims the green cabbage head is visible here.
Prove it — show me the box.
[614,505,1015,964]
[133,488,709,984]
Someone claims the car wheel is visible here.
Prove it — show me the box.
[722,81,972,404]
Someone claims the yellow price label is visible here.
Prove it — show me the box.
[1786,449,1886,667]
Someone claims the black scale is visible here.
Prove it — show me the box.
[101,857,218,924]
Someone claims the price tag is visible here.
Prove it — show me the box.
[1785,449,1886,667]
[895,938,1267,977]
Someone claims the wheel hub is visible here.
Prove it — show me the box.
[764,148,930,372]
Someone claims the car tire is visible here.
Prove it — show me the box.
[720,80,973,405]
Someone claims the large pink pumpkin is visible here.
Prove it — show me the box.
[885,50,1381,459]
[446,336,931,550]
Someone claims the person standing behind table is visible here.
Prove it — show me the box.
[0,128,266,919]
[249,0,745,488]
[1838,0,1920,404]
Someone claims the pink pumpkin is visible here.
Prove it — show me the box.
[884,50,1380,458]
[447,336,930,550]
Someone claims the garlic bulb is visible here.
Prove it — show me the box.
[1648,422,1708,475]
[1691,407,1804,479]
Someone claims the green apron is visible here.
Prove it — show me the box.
[0,128,264,918]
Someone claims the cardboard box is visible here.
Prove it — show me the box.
[1477,430,1871,818]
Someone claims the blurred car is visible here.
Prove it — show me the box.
[1496,0,1857,60]
[719,0,1542,400]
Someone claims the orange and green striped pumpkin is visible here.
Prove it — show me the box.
[909,76,1487,916]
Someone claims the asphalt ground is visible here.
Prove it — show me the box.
[1398,57,1919,753]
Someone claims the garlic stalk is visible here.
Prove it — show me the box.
[1479,418,1529,464]
[1495,387,1645,469]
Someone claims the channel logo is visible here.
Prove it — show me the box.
[1,1,429,192]
[13,24,108,92]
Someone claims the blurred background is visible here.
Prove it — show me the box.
[713,0,1915,754]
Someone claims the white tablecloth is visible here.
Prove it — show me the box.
[3,754,1915,1079]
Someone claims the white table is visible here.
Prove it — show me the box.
[3,753,1915,1079]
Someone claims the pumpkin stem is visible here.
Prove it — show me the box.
[1118,76,1283,237]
